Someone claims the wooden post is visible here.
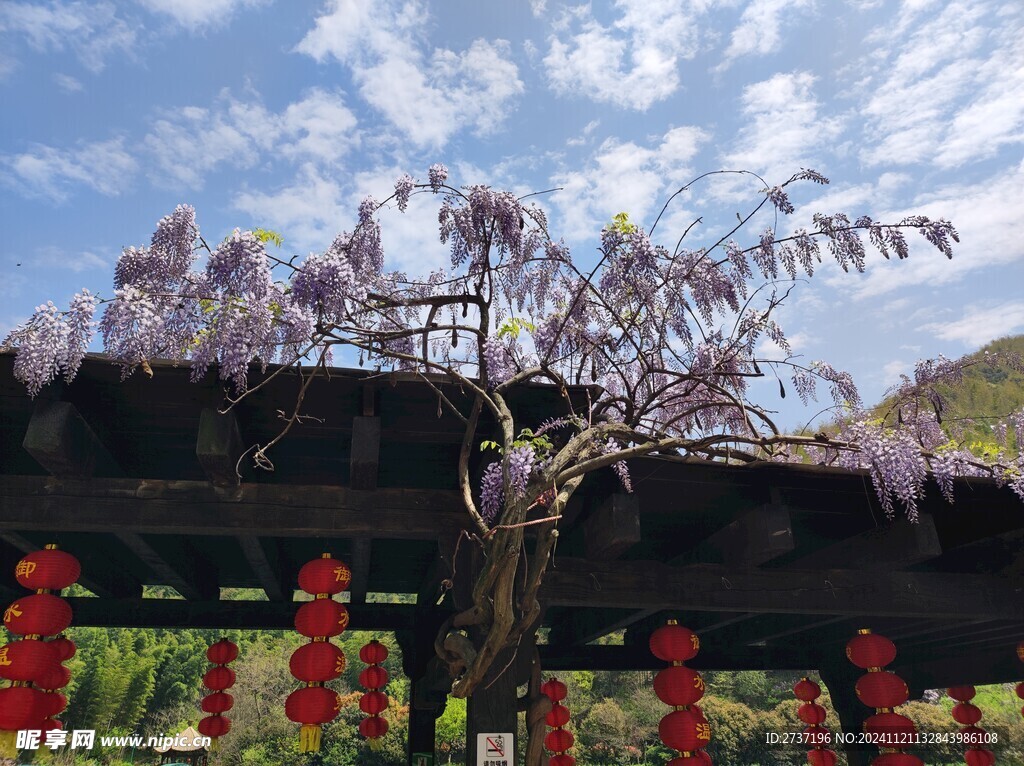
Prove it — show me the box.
[818,660,872,766]
[407,680,439,766]
[466,650,518,766]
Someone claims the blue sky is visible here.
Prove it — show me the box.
[1,0,1022,423]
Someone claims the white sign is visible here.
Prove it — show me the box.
[477,732,513,766]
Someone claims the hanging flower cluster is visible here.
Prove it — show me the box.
[0,545,80,757]
[793,677,838,766]
[199,638,238,749]
[285,554,350,753]
[946,686,995,766]
[358,640,390,750]
[846,629,922,766]
[541,677,574,766]
[650,619,712,765]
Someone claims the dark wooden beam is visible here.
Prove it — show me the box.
[350,416,381,491]
[237,535,288,602]
[891,643,1024,688]
[583,493,641,559]
[348,538,372,605]
[538,643,814,671]
[114,532,218,601]
[196,408,243,488]
[0,531,141,599]
[0,476,465,539]
[786,513,942,571]
[63,597,414,630]
[671,503,794,566]
[540,558,1024,620]
[22,400,120,478]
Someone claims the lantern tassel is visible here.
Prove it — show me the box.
[300,724,322,753]
[0,730,17,758]
[209,737,219,752]
[369,737,383,752]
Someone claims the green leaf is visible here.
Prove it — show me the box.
[252,227,284,247]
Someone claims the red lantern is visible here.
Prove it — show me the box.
[667,757,711,766]
[872,754,924,766]
[298,555,352,595]
[40,691,67,718]
[359,665,388,690]
[203,665,236,691]
[40,718,63,732]
[960,725,987,742]
[198,715,231,738]
[0,686,45,730]
[290,641,345,683]
[0,639,58,683]
[798,703,827,725]
[650,621,699,662]
[546,703,571,728]
[359,715,389,739]
[3,593,73,636]
[793,678,821,701]
[846,631,897,669]
[285,686,341,725]
[965,749,995,766]
[36,663,71,691]
[952,702,983,725]
[948,685,976,702]
[659,707,711,752]
[541,678,567,702]
[1015,682,1024,700]
[1017,641,1024,662]
[544,728,574,752]
[359,690,388,715]
[207,639,239,665]
[550,755,576,766]
[294,599,349,638]
[654,665,705,707]
[359,640,388,664]
[864,712,915,740]
[202,692,234,714]
[855,671,908,708]
[15,548,81,591]
[48,636,76,662]
[807,751,838,766]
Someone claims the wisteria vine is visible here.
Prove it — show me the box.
[4,165,1023,696]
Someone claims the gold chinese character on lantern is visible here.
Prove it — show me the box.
[694,676,705,690]
[0,647,10,666]
[690,634,700,650]
[3,603,23,623]
[696,723,711,741]
[335,656,346,673]
[338,612,350,629]
[333,566,350,583]
[15,561,37,578]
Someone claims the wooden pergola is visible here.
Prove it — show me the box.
[1,353,1022,765]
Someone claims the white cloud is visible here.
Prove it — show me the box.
[717,0,814,70]
[51,73,82,92]
[32,245,108,272]
[135,0,267,29]
[234,164,449,272]
[296,0,523,148]
[0,1,136,72]
[881,359,910,385]
[721,72,843,188]
[144,88,359,189]
[840,159,1024,299]
[234,164,347,254]
[856,1,1024,168]
[921,302,1024,348]
[3,138,137,202]
[551,125,709,240]
[542,0,710,110]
